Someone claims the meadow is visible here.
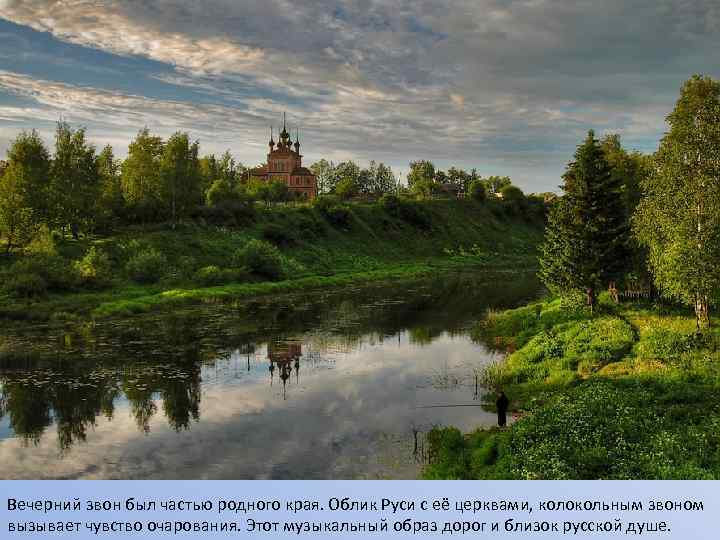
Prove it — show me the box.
[423,294,720,479]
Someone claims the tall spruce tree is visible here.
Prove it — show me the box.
[539,130,629,309]
[634,75,720,331]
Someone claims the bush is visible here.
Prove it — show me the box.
[7,253,77,291]
[380,195,431,229]
[261,223,296,246]
[501,185,526,215]
[233,239,285,280]
[313,196,353,227]
[74,247,113,288]
[3,272,47,298]
[125,247,167,283]
[193,265,240,286]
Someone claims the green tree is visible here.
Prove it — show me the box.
[539,130,628,310]
[160,132,202,227]
[364,161,397,196]
[97,145,125,226]
[4,130,51,220]
[467,179,486,202]
[601,134,647,216]
[121,128,164,220]
[310,159,339,194]
[49,122,100,238]
[447,167,470,191]
[206,178,244,207]
[407,160,436,189]
[333,161,361,194]
[335,177,359,200]
[634,75,720,331]
[0,163,36,254]
[483,175,511,195]
[500,184,525,205]
[267,179,290,203]
[247,179,272,205]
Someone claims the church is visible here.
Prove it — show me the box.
[248,115,317,200]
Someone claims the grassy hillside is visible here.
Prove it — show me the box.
[0,198,544,322]
[423,294,720,479]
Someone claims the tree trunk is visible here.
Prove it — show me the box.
[695,294,710,333]
[586,287,596,314]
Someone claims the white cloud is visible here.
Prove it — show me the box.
[0,1,718,190]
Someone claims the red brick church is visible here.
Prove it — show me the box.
[248,115,317,200]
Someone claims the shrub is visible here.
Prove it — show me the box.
[125,247,167,283]
[193,265,240,286]
[3,272,47,298]
[380,195,431,229]
[74,247,113,288]
[7,254,77,291]
[501,185,526,215]
[261,223,296,245]
[313,196,353,227]
[233,239,284,280]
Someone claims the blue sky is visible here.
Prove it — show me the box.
[0,0,719,192]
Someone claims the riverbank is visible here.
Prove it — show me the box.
[0,199,543,323]
[423,294,720,479]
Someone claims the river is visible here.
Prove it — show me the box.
[0,270,541,479]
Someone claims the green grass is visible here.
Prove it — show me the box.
[424,295,720,479]
[0,199,543,322]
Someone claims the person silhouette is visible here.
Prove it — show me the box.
[496,390,509,427]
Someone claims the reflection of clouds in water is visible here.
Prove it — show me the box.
[0,333,499,479]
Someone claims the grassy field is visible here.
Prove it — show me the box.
[423,294,720,479]
[0,198,544,322]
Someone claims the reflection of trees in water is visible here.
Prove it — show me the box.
[0,361,202,450]
[0,272,541,451]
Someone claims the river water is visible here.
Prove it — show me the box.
[0,270,541,479]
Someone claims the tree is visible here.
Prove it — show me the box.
[247,179,272,205]
[335,177,359,200]
[407,160,435,189]
[333,161,361,193]
[447,167,470,191]
[467,179,486,202]
[121,128,164,220]
[539,130,629,310]
[357,161,396,197]
[310,159,339,194]
[206,178,243,207]
[4,130,51,220]
[97,145,125,226]
[267,179,289,203]
[483,175,511,195]
[50,122,101,238]
[634,75,720,331]
[500,184,525,205]
[601,134,647,217]
[159,132,202,227]
[0,163,35,254]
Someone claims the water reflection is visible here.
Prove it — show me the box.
[0,270,541,479]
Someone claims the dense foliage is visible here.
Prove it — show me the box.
[539,131,629,308]
[634,75,720,330]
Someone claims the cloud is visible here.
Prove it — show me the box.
[0,1,718,190]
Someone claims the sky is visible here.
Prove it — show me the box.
[0,1,718,192]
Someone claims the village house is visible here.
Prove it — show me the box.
[248,115,317,200]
